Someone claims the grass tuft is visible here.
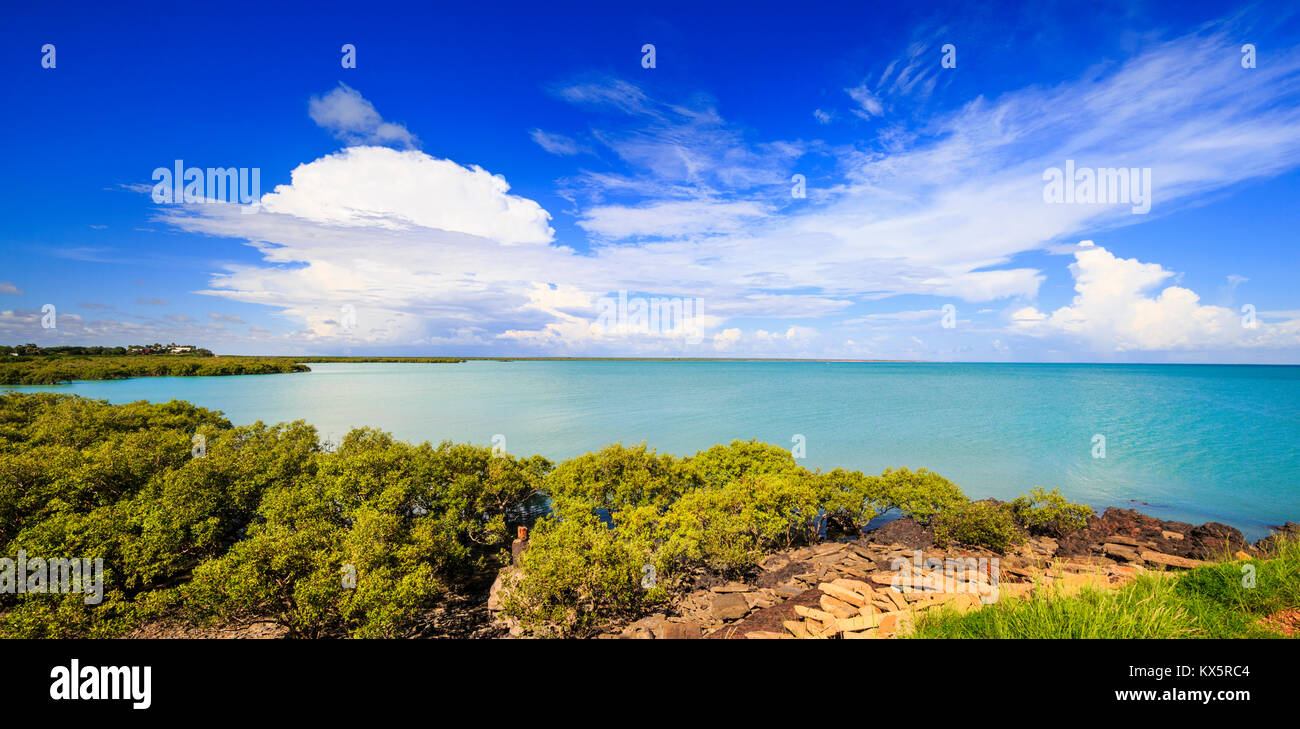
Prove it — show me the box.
[911,536,1300,639]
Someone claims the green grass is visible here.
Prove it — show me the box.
[910,538,1300,638]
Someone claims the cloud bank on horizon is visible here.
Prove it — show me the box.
[5,6,1300,362]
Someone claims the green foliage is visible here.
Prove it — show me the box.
[544,442,692,518]
[931,500,1026,552]
[0,393,548,639]
[655,473,823,576]
[0,355,310,385]
[182,433,550,638]
[1009,487,1094,537]
[818,469,884,537]
[502,445,1019,635]
[0,393,232,545]
[685,439,802,488]
[2,392,1137,640]
[875,467,968,522]
[0,393,320,637]
[502,513,659,638]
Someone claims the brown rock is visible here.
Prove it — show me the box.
[820,595,859,619]
[783,620,809,639]
[486,570,509,612]
[831,577,874,595]
[662,622,701,639]
[794,605,837,624]
[870,571,898,586]
[836,613,879,632]
[774,584,804,598]
[819,582,868,607]
[710,593,751,620]
[1103,543,1142,562]
[624,614,668,639]
[947,592,982,613]
[849,544,875,560]
[710,583,752,593]
[1139,550,1209,569]
[877,611,915,637]
[884,589,909,611]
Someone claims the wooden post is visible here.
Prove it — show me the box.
[512,526,529,566]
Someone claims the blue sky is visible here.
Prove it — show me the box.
[2,0,1299,361]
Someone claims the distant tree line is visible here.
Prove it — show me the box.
[1,343,214,357]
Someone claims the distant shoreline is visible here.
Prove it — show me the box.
[4,353,1298,386]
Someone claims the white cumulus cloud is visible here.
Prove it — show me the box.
[258,146,554,245]
[1012,243,1300,351]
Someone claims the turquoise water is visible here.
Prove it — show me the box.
[7,361,1298,540]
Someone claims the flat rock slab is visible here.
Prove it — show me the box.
[706,587,825,639]
[710,583,752,593]
[819,582,868,607]
[662,622,702,639]
[1139,550,1209,569]
[1103,543,1142,562]
[774,584,804,598]
[710,592,751,620]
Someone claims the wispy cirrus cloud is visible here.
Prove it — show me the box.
[529,129,586,156]
[846,84,885,119]
[154,20,1300,359]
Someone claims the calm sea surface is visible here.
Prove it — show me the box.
[7,361,1298,540]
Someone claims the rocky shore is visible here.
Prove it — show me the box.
[490,508,1298,639]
